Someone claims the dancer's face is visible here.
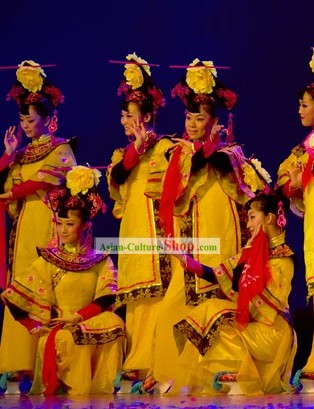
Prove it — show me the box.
[19,105,49,139]
[185,105,216,142]
[56,210,86,246]
[121,102,151,137]
[299,91,314,128]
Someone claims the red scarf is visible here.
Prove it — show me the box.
[159,146,183,237]
[303,131,314,189]
[236,229,271,328]
[42,324,62,395]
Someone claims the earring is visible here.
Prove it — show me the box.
[48,109,58,133]
[47,215,59,248]
[226,112,234,143]
[277,201,286,229]
[17,124,23,145]
[83,221,93,252]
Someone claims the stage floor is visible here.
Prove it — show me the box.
[1,393,314,409]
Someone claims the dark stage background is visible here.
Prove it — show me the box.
[0,0,314,366]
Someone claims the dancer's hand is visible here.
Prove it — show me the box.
[288,162,304,190]
[50,312,83,325]
[4,126,18,155]
[129,118,147,154]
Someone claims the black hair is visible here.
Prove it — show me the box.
[298,83,314,101]
[121,99,155,117]
[57,206,89,223]
[185,98,217,117]
[245,192,289,216]
[119,62,162,126]
[19,100,53,118]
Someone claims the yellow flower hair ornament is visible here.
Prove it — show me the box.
[170,58,237,111]
[66,165,101,196]
[6,60,64,109]
[112,53,165,112]
[16,60,46,93]
[309,47,314,74]
[47,166,106,220]
[186,58,217,94]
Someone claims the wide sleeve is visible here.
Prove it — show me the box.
[1,256,55,323]
[275,145,307,216]
[26,143,76,186]
[265,257,294,307]
[0,152,14,172]
[94,256,118,300]
[106,148,126,218]
[5,143,76,218]
[249,256,294,325]
[213,252,243,303]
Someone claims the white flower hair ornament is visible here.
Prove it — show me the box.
[242,158,272,194]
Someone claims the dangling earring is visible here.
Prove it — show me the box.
[48,109,58,134]
[152,110,157,130]
[226,112,234,143]
[277,201,286,229]
[17,124,23,146]
[47,215,59,248]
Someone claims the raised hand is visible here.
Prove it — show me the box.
[4,126,19,155]
[288,162,305,190]
[129,118,147,153]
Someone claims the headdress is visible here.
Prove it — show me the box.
[47,165,106,220]
[115,52,165,113]
[305,48,314,96]
[242,157,272,194]
[171,58,238,111]
[6,60,64,109]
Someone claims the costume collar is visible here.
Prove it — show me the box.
[268,231,294,258]
[37,246,109,271]
[14,136,75,164]
[30,133,51,146]
[269,231,285,248]
[303,130,314,159]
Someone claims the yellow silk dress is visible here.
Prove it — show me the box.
[1,245,125,395]
[107,137,174,375]
[0,135,76,372]
[275,140,314,373]
[151,144,266,384]
[172,233,296,395]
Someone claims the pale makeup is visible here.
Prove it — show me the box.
[246,203,267,238]
[185,105,215,142]
[121,101,146,137]
[56,210,86,247]
[19,105,49,139]
[299,91,314,129]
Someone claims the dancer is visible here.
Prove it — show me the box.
[0,60,76,381]
[172,192,296,395]
[1,165,125,395]
[106,53,173,387]
[276,49,314,387]
[147,58,271,392]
